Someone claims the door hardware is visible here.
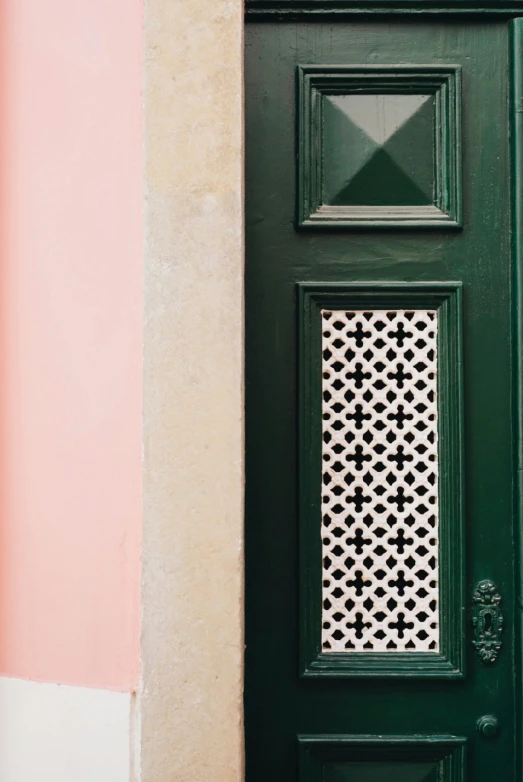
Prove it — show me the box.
[477,715,499,739]
[472,580,503,664]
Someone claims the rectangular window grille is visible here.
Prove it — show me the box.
[321,309,439,652]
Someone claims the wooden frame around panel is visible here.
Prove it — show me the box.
[298,282,465,678]
[298,734,467,782]
[297,65,462,229]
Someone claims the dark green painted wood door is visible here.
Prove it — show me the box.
[245,17,521,782]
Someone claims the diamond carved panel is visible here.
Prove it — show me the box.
[297,65,462,228]
[321,310,439,653]
[322,94,435,207]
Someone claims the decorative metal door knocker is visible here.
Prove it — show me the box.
[472,580,503,664]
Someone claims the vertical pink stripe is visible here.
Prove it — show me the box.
[0,0,142,689]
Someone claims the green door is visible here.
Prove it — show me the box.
[245,11,523,782]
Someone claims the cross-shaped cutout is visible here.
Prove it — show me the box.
[388,612,415,639]
[388,486,413,512]
[387,445,413,470]
[388,570,414,596]
[346,570,366,596]
[387,321,412,347]
[387,363,412,389]
[345,362,372,389]
[346,486,371,513]
[346,611,371,639]
[387,404,414,430]
[346,527,371,554]
[346,321,371,348]
[346,404,372,430]
[346,444,371,471]
[388,528,413,555]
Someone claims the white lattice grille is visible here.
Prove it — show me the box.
[321,309,439,652]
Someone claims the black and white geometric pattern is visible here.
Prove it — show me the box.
[321,309,439,652]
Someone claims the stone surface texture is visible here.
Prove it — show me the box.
[141,0,244,779]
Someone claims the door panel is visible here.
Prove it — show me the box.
[299,736,466,782]
[299,283,464,678]
[245,18,517,782]
[297,64,462,228]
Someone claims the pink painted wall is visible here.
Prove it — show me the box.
[0,0,142,690]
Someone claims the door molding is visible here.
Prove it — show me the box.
[246,1,523,16]
[510,17,523,782]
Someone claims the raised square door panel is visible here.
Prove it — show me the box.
[299,283,464,677]
[297,65,462,228]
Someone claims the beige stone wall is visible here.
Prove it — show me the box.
[141,0,244,779]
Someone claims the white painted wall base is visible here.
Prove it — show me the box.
[0,677,133,782]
